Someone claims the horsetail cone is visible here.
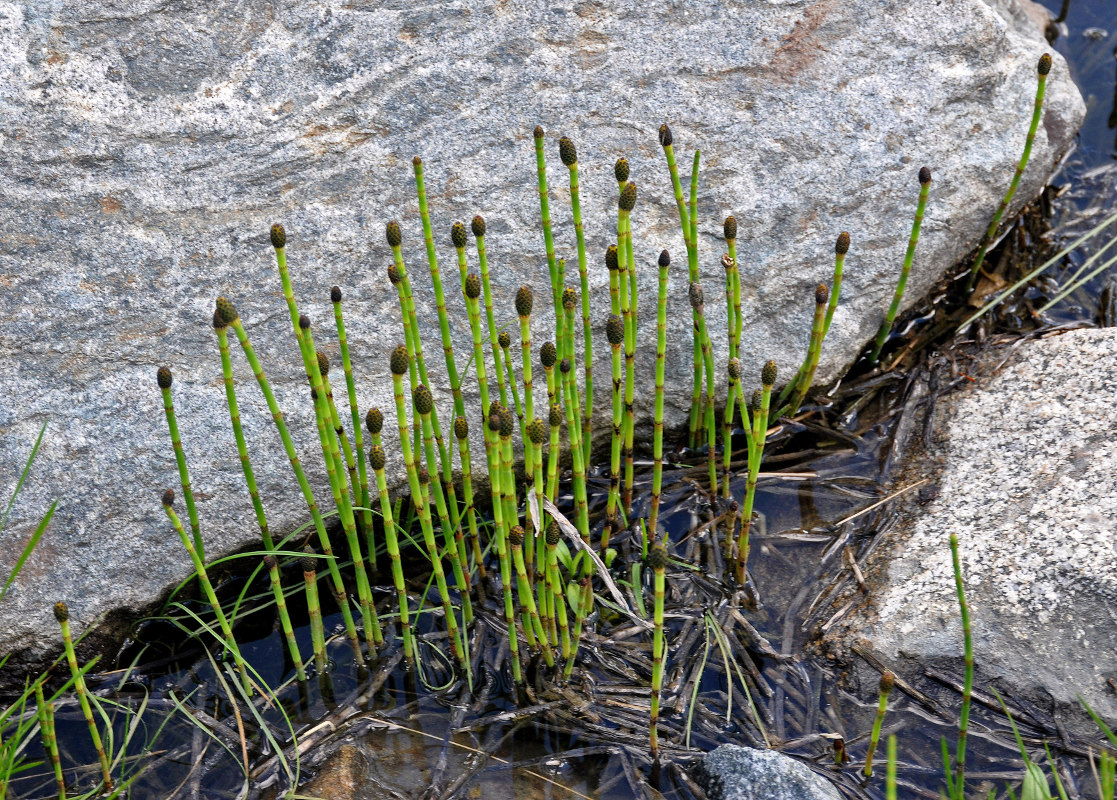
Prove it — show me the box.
[606,245,618,271]
[728,358,741,380]
[533,125,544,139]
[749,389,763,412]
[385,220,402,248]
[418,466,430,485]
[614,158,629,183]
[724,216,737,241]
[317,351,329,377]
[499,405,515,437]
[606,314,624,346]
[527,417,546,445]
[413,384,434,415]
[560,357,571,375]
[658,123,673,147]
[465,272,481,299]
[762,359,778,387]
[689,282,704,309]
[216,296,238,324]
[659,250,670,268]
[330,285,342,303]
[454,415,468,440]
[471,215,486,237]
[368,445,386,471]
[212,309,226,329]
[508,525,525,547]
[559,137,577,167]
[562,287,577,310]
[1038,53,1052,75]
[619,181,637,212]
[366,407,383,435]
[919,166,932,185]
[450,221,468,249]
[263,554,277,571]
[546,520,561,546]
[880,671,895,692]
[488,402,503,432]
[499,330,511,349]
[648,543,669,571]
[53,601,69,623]
[162,488,175,507]
[836,231,851,255]
[157,366,172,389]
[516,286,534,317]
[299,314,311,331]
[388,264,402,285]
[541,341,557,368]
[301,551,316,574]
[816,283,829,306]
[270,223,286,249]
[390,345,409,376]
[549,403,562,427]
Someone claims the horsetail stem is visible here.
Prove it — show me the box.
[462,274,495,581]
[787,285,830,416]
[966,54,1052,292]
[951,533,974,798]
[547,401,563,504]
[863,671,895,778]
[218,298,364,660]
[527,417,548,619]
[648,543,669,761]
[650,250,670,535]
[616,182,637,512]
[473,215,509,408]
[497,404,519,533]
[387,261,422,455]
[534,127,563,349]
[415,385,473,625]
[602,313,625,552]
[516,285,536,454]
[298,320,376,659]
[367,433,415,663]
[561,286,583,448]
[262,554,306,681]
[560,357,592,562]
[560,136,594,462]
[451,221,470,288]
[737,361,776,583]
[331,286,372,545]
[499,329,525,441]
[541,342,561,501]
[722,358,742,500]
[606,244,621,316]
[688,150,700,263]
[212,314,272,550]
[53,601,112,791]
[317,352,359,503]
[162,491,252,693]
[34,679,65,799]
[270,223,301,343]
[453,415,485,581]
[510,525,553,665]
[157,367,204,561]
[301,549,327,673]
[870,168,931,362]
[545,521,572,660]
[487,402,522,684]
[689,283,718,495]
[390,349,466,670]
[563,575,593,680]
[825,232,850,337]
[725,217,742,355]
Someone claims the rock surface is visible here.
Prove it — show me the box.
[0,0,1083,663]
[698,744,842,800]
[836,327,1117,728]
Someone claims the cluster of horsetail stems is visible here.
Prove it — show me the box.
[33,679,65,798]
[53,601,112,791]
[869,166,932,363]
[966,53,1052,292]
[263,554,306,681]
[863,670,895,778]
[736,360,778,584]
[559,136,594,462]
[301,549,327,673]
[689,281,718,494]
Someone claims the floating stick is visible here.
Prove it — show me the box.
[157,367,203,560]
[486,402,522,684]
[301,549,327,673]
[472,215,509,408]
[951,533,974,797]
[454,415,484,579]
[689,283,718,495]
[212,312,271,550]
[163,490,252,692]
[34,680,65,799]
[534,126,563,347]
[870,168,931,362]
[559,136,594,462]
[863,671,895,778]
[389,346,465,670]
[649,543,669,761]
[216,298,365,663]
[737,361,776,584]
[602,313,625,553]
[367,433,415,663]
[54,601,112,791]
[650,250,670,534]
[331,286,372,539]
[787,285,830,416]
[262,554,305,681]
[966,54,1052,292]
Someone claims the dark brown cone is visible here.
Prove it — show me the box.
[648,543,669,571]
[301,549,317,574]
[270,223,286,249]
[508,525,525,547]
[749,388,762,412]
[606,314,624,345]
[533,125,544,140]
[658,249,670,267]
[413,384,434,415]
[689,282,704,310]
[919,166,932,185]
[540,341,557,368]
[451,221,467,249]
[471,215,486,238]
[157,366,173,389]
[614,157,629,183]
[317,351,329,377]
[527,417,546,445]
[390,345,409,376]
[605,245,619,271]
[515,285,533,317]
[559,136,577,167]
[724,215,737,241]
[658,123,673,147]
[388,264,402,285]
[368,445,386,471]
[465,272,481,299]
[728,358,741,380]
[418,466,430,485]
[619,181,637,212]
[53,601,68,623]
[546,520,561,546]
[836,231,851,255]
[499,330,511,349]
[549,404,562,427]
[761,359,778,387]
[559,357,571,375]
[263,554,277,571]
[366,407,383,435]
[216,296,237,324]
[212,308,227,330]
[330,286,342,303]
[499,406,514,438]
[298,314,311,330]
[815,283,829,306]
[1038,53,1052,75]
[562,286,576,310]
[162,488,175,506]
[454,415,468,440]
[386,220,402,248]
[880,671,896,692]
[488,401,504,431]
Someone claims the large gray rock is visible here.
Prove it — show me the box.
[836,328,1117,728]
[0,0,1083,664]
[699,744,842,800]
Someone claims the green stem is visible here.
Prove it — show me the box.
[649,545,668,761]
[561,139,593,463]
[53,603,112,791]
[301,554,327,673]
[332,287,372,545]
[787,286,829,417]
[157,370,203,561]
[263,554,306,681]
[473,217,509,408]
[367,433,415,663]
[951,533,974,799]
[690,284,718,495]
[863,672,894,778]
[35,680,65,799]
[650,251,669,535]
[534,127,562,350]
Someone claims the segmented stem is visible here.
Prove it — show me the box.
[871,173,931,362]
[55,607,112,791]
[650,253,669,534]
[263,556,306,681]
[159,381,204,560]
[951,533,974,799]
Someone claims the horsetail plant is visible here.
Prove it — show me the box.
[216,297,365,663]
[547,402,563,504]
[53,601,112,791]
[559,136,594,462]
[725,217,742,356]
[949,533,975,800]
[316,351,359,505]
[516,286,536,454]
[545,520,572,661]
[472,215,509,408]
[863,670,895,778]
[389,346,466,671]
[331,286,372,536]
[162,489,252,693]
[870,167,931,363]
[534,127,563,346]
[736,361,777,584]
[560,357,592,555]
[966,54,1053,292]
[722,358,742,500]
[262,554,306,682]
[301,549,327,674]
[455,416,484,580]
[650,250,670,535]
[211,312,272,550]
[606,244,621,316]
[689,283,718,495]
[527,416,547,600]
[785,285,830,417]
[561,287,583,448]
[602,313,625,553]
[541,342,561,501]
[499,329,524,437]
[367,431,416,664]
[33,679,64,799]
[157,367,203,560]
[509,525,553,666]
[648,542,669,762]
[618,182,638,512]
[487,401,523,685]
